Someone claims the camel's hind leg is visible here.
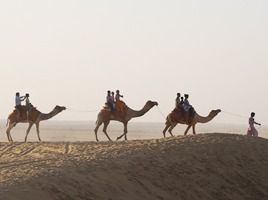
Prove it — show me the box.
[94,121,103,142]
[25,123,34,142]
[103,121,112,141]
[192,124,196,135]
[123,122,128,140]
[35,123,41,142]
[6,122,16,142]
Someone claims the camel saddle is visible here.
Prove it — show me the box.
[14,105,37,121]
[103,102,127,117]
[171,107,195,124]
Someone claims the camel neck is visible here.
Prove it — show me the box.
[40,110,58,121]
[195,113,215,123]
[128,104,152,119]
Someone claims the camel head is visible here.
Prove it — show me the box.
[54,105,67,113]
[146,100,159,108]
[209,109,221,117]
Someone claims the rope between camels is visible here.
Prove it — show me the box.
[66,108,99,113]
[221,110,248,119]
[156,106,166,119]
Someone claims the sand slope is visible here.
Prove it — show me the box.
[0,133,268,200]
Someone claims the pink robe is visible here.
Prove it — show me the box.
[247,117,258,137]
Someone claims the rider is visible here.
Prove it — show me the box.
[25,93,33,116]
[115,90,124,113]
[175,93,181,109]
[183,94,192,112]
[111,91,115,111]
[106,90,114,112]
[15,92,26,121]
[180,96,184,105]
[183,94,194,123]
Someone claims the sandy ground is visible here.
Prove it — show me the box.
[0,133,268,200]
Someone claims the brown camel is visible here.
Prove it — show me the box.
[163,108,221,137]
[94,100,158,141]
[6,105,66,142]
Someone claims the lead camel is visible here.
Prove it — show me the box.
[6,105,66,142]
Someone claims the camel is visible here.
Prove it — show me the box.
[6,105,66,142]
[163,108,221,137]
[94,100,158,141]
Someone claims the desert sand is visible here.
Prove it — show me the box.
[0,133,268,200]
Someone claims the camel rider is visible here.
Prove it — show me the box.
[111,91,115,111]
[180,97,184,105]
[106,91,114,112]
[183,94,195,123]
[25,93,33,120]
[25,93,32,110]
[115,90,125,113]
[175,93,181,109]
[183,94,192,112]
[15,92,26,121]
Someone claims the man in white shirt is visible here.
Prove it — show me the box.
[15,92,26,121]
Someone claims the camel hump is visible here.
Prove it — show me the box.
[14,105,37,112]
[170,106,196,123]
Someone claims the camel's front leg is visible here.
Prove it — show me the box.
[103,121,112,141]
[35,123,42,141]
[25,123,34,142]
[184,125,191,135]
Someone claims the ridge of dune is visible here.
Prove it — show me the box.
[0,133,268,200]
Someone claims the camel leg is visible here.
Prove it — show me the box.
[103,121,112,141]
[163,123,171,138]
[36,123,42,142]
[116,122,128,141]
[123,122,128,140]
[192,124,196,135]
[168,123,177,137]
[94,121,103,142]
[6,122,16,142]
[184,125,191,135]
[25,123,34,142]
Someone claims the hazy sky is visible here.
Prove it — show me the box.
[0,0,267,125]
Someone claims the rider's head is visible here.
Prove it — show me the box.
[184,94,189,99]
[111,92,114,95]
[251,112,255,117]
[16,92,20,96]
[26,93,29,97]
[116,90,120,94]
[177,93,181,97]
[107,90,111,94]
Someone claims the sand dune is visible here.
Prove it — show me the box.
[0,133,268,200]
